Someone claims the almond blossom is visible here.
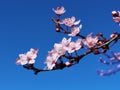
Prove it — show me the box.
[64,39,82,53]
[15,6,120,76]
[45,38,72,70]
[53,37,72,56]
[53,6,66,15]
[16,48,38,65]
[62,16,80,27]
[54,43,66,57]
[83,33,98,48]
[110,33,116,38]
[68,25,82,36]
[112,11,120,23]
[16,54,28,65]
[61,37,71,48]
[45,53,59,70]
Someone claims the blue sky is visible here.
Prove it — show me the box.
[1,0,120,90]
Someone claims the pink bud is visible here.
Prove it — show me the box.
[65,62,72,67]
[110,34,115,38]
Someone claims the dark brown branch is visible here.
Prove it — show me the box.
[95,34,119,49]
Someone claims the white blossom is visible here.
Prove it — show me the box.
[110,33,116,38]
[68,25,82,36]
[45,38,72,70]
[83,33,98,48]
[54,43,66,57]
[53,6,66,15]
[64,39,82,53]
[62,16,80,27]
[112,11,120,23]
[45,54,59,70]
[61,37,71,48]
[16,48,38,65]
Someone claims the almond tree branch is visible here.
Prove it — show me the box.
[52,17,85,39]
[22,32,120,75]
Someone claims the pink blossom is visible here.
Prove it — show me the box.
[73,39,83,51]
[16,48,38,65]
[65,62,72,67]
[53,37,72,56]
[62,16,80,27]
[66,42,77,53]
[83,33,98,48]
[61,37,71,48]
[16,54,28,65]
[26,48,38,59]
[53,6,66,15]
[68,25,82,36]
[54,43,66,57]
[45,54,59,70]
[112,11,120,23]
[45,38,72,70]
[64,39,82,53]
[110,33,116,38]
[113,17,120,23]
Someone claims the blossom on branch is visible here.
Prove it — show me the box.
[62,16,80,27]
[68,25,82,36]
[53,6,66,15]
[16,6,120,76]
[54,43,66,56]
[44,37,82,69]
[112,11,120,25]
[45,53,59,70]
[83,33,98,48]
[45,37,71,70]
[110,33,116,38]
[16,48,38,65]
[61,37,71,47]
[64,39,82,53]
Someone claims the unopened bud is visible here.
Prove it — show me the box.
[56,28,60,32]
[65,62,72,67]
[112,11,118,17]
[110,34,115,38]
[97,41,103,46]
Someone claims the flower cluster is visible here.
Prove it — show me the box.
[112,11,120,25]
[52,6,66,15]
[52,6,82,37]
[96,11,120,76]
[16,48,38,65]
[83,33,98,48]
[16,6,120,76]
[44,33,99,70]
[45,37,83,70]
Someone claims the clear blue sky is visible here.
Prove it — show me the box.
[1,0,120,90]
